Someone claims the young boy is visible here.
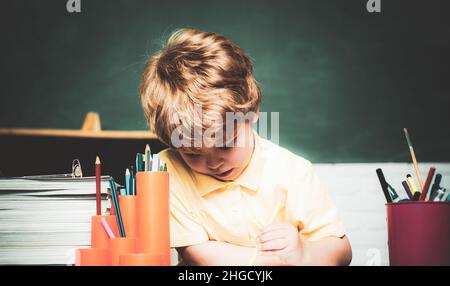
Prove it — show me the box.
[139,28,352,265]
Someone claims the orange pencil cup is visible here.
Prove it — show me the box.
[136,171,170,266]
[75,248,110,266]
[119,253,163,266]
[91,215,119,249]
[110,237,137,266]
[119,195,137,238]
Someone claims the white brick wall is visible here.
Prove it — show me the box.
[316,163,450,266]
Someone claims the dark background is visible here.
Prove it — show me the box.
[1,0,449,169]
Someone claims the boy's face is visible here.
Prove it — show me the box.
[178,122,256,182]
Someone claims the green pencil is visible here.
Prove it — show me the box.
[109,177,126,237]
[145,144,151,171]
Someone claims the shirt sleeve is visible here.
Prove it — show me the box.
[169,187,209,248]
[289,163,346,241]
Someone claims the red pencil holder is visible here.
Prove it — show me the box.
[386,202,450,266]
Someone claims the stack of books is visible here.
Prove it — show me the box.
[0,174,112,265]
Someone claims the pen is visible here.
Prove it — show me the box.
[429,174,442,201]
[401,181,414,200]
[376,168,392,203]
[407,174,421,199]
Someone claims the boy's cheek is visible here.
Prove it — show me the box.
[188,162,206,173]
[180,156,204,170]
[227,149,250,167]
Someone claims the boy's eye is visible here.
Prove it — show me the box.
[185,153,200,158]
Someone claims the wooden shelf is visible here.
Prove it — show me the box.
[0,112,158,139]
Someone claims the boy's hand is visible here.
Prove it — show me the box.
[257,223,306,266]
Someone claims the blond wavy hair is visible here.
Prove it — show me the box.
[140,28,262,151]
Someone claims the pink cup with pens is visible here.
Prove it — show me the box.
[386,201,450,265]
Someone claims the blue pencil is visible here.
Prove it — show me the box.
[125,168,130,195]
[136,153,143,172]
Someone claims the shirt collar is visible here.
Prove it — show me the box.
[194,129,264,197]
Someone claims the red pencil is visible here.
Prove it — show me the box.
[420,166,436,201]
[95,156,101,215]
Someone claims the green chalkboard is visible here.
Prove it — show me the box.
[1,0,449,162]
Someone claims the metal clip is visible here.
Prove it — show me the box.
[72,159,83,178]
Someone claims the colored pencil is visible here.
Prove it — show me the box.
[136,153,143,172]
[130,165,135,196]
[125,168,130,195]
[95,156,101,216]
[145,144,151,171]
[131,174,135,196]
[109,177,126,237]
[403,128,424,190]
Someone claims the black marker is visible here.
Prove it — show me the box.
[376,168,392,203]
[429,174,442,201]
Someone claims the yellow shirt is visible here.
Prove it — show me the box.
[158,130,345,249]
